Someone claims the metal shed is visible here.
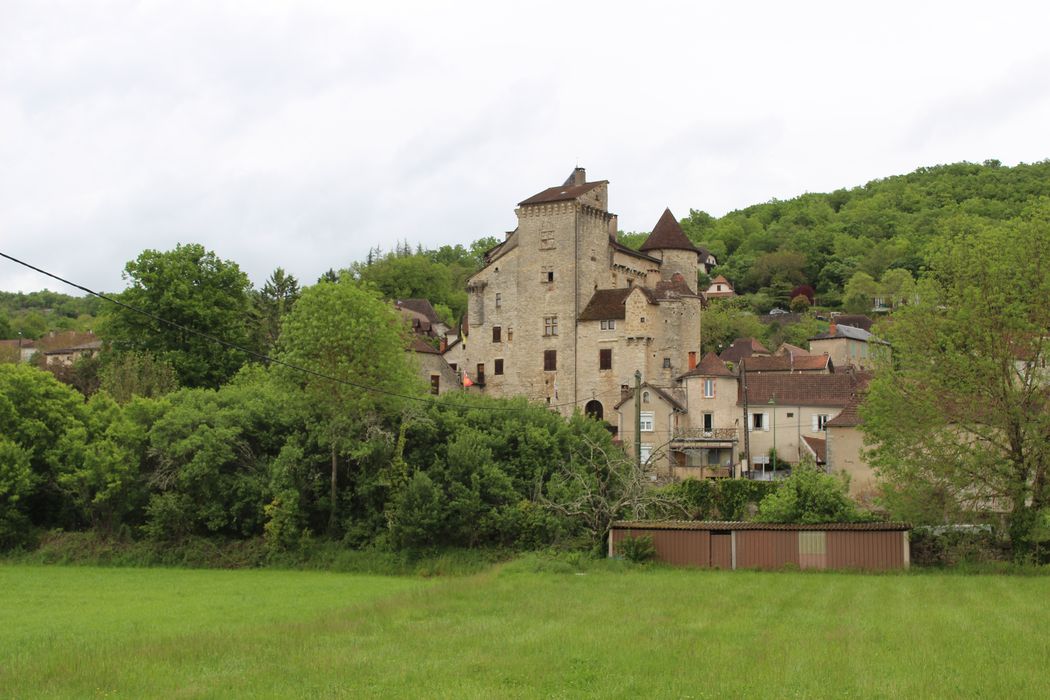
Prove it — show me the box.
[610,521,911,571]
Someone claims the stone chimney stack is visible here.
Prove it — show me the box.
[829,322,837,336]
[572,167,586,186]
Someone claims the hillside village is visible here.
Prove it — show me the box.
[396,168,889,499]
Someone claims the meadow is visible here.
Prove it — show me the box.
[2,560,1048,698]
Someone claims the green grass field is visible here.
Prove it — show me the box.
[2,561,1048,698]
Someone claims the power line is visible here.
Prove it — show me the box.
[0,251,626,414]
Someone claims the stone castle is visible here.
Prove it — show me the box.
[443,168,707,429]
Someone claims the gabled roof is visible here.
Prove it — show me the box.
[826,395,862,427]
[519,180,608,206]
[408,336,441,354]
[709,274,732,287]
[579,287,657,321]
[776,343,810,358]
[610,238,661,264]
[614,383,686,411]
[639,208,700,253]
[679,352,735,379]
[742,354,833,373]
[396,299,442,326]
[738,372,863,408]
[719,337,771,364]
[809,323,880,343]
[653,274,698,299]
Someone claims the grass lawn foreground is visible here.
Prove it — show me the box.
[2,561,1048,698]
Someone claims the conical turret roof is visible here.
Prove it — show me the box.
[639,208,700,253]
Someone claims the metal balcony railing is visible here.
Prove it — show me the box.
[672,427,738,441]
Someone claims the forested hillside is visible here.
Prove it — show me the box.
[622,160,1050,310]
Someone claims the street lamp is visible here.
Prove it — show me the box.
[768,396,777,479]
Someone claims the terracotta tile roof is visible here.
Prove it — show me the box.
[639,208,700,253]
[719,337,771,364]
[614,383,686,411]
[518,180,608,206]
[408,336,441,354]
[396,299,442,326]
[613,520,911,531]
[826,395,862,427]
[802,435,827,463]
[679,352,735,379]
[34,331,99,353]
[710,275,732,286]
[579,287,659,321]
[743,354,833,373]
[738,372,862,407]
[776,343,809,357]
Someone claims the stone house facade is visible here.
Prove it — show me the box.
[443,168,706,427]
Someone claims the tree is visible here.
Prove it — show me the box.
[879,268,916,308]
[843,271,879,313]
[98,244,256,389]
[699,301,768,355]
[755,462,866,523]
[99,351,179,403]
[862,205,1050,556]
[255,267,301,350]
[276,279,420,536]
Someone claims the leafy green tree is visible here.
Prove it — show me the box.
[863,206,1050,556]
[700,301,767,354]
[98,244,255,388]
[351,253,469,322]
[879,268,916,308]
[0,439,33,547]
[755,463,866,523]
[255,267,301,350]
[0,313,13,340]
[277,279,420,536]
[99,351,179,403]
[843,271,879,313]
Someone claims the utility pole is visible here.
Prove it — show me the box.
[769,395,777,480]
[634,370,642,467]
[741,358,750,479]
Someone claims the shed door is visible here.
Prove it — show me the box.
[710,532,732,569]
[798,531,827,570]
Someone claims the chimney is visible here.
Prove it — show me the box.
[829,322,837,336]
[572,167,586,186]
[439,336,447,353]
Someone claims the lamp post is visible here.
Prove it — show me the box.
[768,396,777,480]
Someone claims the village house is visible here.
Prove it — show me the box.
[395,299,458,395]
[808,321,887,371]
[443,168,706,426]
[704,274,736,299]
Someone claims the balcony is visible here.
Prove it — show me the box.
[672,427,739,442]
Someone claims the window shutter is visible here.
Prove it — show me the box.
[812,415,820,432]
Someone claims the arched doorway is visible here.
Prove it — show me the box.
[585,400,604,421]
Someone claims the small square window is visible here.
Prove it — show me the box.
[543,316,558,336]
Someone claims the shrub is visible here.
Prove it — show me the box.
[617,535,656,563]
[755,463,870,524]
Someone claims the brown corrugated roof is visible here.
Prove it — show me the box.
[518,180,608,206]
[679,352,735,379]
[738,372,862,407]
[639,208,700,253]
[743,354,833,372]
[613,520,910,531]
[720,337,771,364]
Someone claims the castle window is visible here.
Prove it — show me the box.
[599,348,612,370]
[541,270,554,283]
[543,316,558,336]
[495,293,502,308]
[492,326,501,343]
[663,357,671,369]
[494,359,504,375]
[544,350,557,371]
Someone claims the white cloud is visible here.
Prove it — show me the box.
[2,0,1049,293]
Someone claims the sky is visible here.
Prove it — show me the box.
[2,0,1049,294]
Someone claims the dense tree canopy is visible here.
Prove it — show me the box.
[862,202,1050,555]
[98,244,256,388]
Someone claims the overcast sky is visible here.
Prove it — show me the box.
[2,1,1049,294]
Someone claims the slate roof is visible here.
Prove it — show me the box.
[614,383,687,412]
[738,372,862,407]
[742,354,833,373]
[639,208,700,253]
[810,323,880,343]
[832,314,874,332]
[719,337,771,364]
[519,180,608,206]
[679,352,735,379]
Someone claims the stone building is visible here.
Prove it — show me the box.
[443,168,707,427]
